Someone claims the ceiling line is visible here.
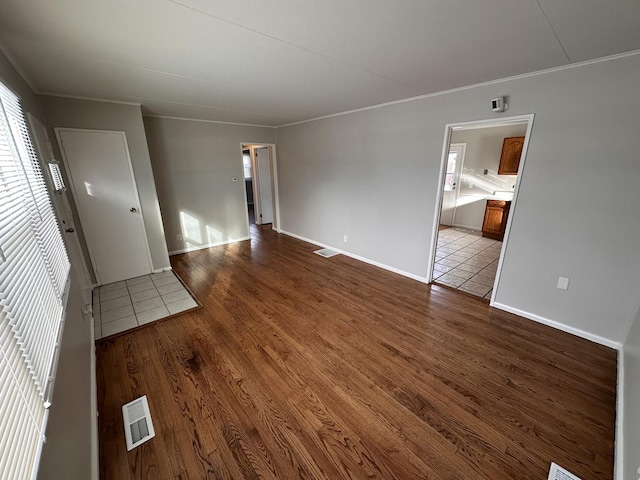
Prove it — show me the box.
[277,49,640,128]
[167,0,409,86]
[119,92,295,119]
[535,0,571,63]
[38,92,141,107]
[144,114,275,129]
[51,52,292,98]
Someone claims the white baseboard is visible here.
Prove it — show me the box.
[280,230,428,284]
[614,347,624,480]
[169,236,250,256]
[493,302,621,350]
[451,223,481,231]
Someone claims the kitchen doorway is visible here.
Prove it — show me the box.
[429,115,534,303]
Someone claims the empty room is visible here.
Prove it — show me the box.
[1,1,639,479]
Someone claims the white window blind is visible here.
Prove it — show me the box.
[0,81,70,480]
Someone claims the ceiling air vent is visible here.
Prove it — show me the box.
[548,462,581,480]
[314,248,339,258]
[122,395,155,451]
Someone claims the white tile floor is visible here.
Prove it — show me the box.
[93,270,198,340]
[433,228,502,299]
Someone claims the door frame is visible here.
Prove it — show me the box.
[240,143,280,232]
[428,114,535,306]
[55,127,154,285]
[27,114,94,309]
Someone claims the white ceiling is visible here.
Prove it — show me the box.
[1,0,639,126]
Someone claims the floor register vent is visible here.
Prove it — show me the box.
[314,248,340,258]
[122,395,156,451]
[548,462,581,480]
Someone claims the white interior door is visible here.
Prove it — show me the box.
[27,114,93,306]
[440,143,465,226]
[255,147,274,225]
[56,129,152,285]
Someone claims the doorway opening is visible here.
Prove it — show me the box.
[240,143,279,232]
[429,115,534,304]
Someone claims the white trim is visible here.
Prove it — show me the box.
[489,116,535,305]
[145,114,275,129]
[427,114,534,285]
[277,49,640,128]
[427,127,453,282]
[451,223,482,231]
[614,346,624,480]
[280,230,428,284]
[169,236,250,255]
[493,302,622,350]
[89,310,98,480]
[39,92,142,107]
[153,267,173,273]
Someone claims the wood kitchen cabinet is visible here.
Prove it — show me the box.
[482,200,511,241]
[498,136,524,175]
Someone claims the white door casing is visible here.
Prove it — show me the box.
[27,114,93,308]
[439,143,465,226]
[56,128,153,285]
[428,114,535,306]
[255,147,274,225]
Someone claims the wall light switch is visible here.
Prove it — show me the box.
[177,233,183,241]
[343,235,348,243]
[557,277,570,290]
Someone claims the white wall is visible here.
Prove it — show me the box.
[143,116,275,253]
[276,52,640,345]
[450,123,527,230]
[39,95,171,276]
[0,50,94,480]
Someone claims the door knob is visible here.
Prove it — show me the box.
[65,228,75,233]
[130,207,138,213]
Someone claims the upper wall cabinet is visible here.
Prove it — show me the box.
[498,136,524,175]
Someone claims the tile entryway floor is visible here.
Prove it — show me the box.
[92,270,199,340]
[433,228,502,299]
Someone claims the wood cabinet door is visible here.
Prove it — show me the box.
[498,136,524,175]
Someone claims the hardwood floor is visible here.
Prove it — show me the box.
[96,226,617,480]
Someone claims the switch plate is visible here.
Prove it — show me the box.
[177,233,183,241]
[343,235,348,243]
[557,277,570,290]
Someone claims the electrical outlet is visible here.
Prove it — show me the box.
[343,235,348,243]
[557,277,570,290]
[177,233,183,241]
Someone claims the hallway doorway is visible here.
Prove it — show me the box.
[241,143,280,231]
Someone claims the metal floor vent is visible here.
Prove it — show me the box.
[314,248,340,258]
[548,462,581,480]
[122,395,155,451]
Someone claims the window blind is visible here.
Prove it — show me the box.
[0,81,70,479]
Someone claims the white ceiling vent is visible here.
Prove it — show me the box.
[122,395,155,451]
[314,248,340,258]
[548,462,581,480]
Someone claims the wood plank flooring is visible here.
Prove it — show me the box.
[96,226,617,480]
